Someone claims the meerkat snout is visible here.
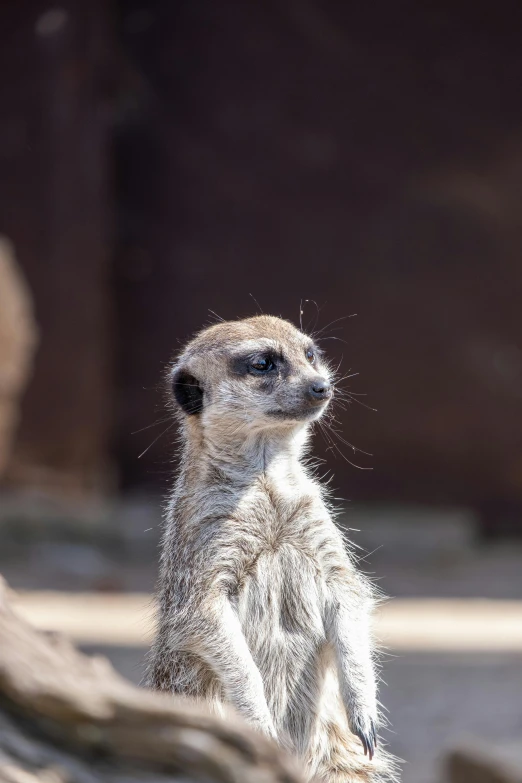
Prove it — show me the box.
[308,377,332,402]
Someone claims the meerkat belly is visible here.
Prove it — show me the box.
[236,544,328,739]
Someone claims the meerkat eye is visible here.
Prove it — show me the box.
[249,355,275,374]
[305,348,316,364]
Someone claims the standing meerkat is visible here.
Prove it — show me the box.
[147,315,397,783]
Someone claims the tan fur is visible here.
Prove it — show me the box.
[146,315,398,782]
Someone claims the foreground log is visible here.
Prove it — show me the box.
[0,577,304,783]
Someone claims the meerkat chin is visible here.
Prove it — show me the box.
[146,315,397,783]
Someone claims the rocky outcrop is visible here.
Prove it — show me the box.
[447,739,522,783]
[0,238,37,478]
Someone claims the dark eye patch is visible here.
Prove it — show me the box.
[230,351,280,377]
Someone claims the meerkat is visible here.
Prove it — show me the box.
[146,315,396,783]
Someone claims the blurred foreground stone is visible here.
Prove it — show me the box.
[0,238,37,477]
[446,739,522,783]
[0,576,304,783]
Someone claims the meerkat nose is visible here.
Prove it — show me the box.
[308,378,332,401]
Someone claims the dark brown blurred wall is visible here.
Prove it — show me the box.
[2,0,522,526]
[114,0,522,522]
[0,0,113,494]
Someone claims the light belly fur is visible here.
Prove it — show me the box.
[235,544,338,754]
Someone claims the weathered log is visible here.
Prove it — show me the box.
[0,577,304,782]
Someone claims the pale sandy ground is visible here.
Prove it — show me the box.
[12,591,522,652]
[10,591,522,783]
[71,643,521,783]
[3,505,522,783]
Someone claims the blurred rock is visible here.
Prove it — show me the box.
[0,492,161,591]
[446,739,522,783]
[0,237,37,478]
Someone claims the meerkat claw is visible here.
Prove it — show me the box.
[355,720,376,761]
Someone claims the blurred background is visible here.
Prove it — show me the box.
[1,2,522,782]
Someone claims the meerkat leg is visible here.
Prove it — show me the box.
[325,586,378,759]
[306,665,387,783]
[163,594,277,739]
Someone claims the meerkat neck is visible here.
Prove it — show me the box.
[182,420,310,487]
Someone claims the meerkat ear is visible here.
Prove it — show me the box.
[172,369,203,415]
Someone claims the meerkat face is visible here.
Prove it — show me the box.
[170,315,333,432]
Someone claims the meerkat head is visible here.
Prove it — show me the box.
[169,315,333,436]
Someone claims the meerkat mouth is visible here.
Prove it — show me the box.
[266,402,330,421]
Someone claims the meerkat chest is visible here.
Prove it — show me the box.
[236,542,328,642]
[234,471,326,553]
[233,477,331,639]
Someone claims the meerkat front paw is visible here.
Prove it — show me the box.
[248,715,278,741]
[350,713,377,761]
